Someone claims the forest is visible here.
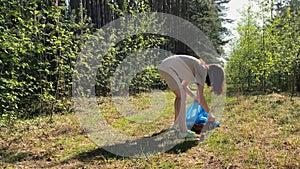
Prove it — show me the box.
[226,0,300,94]
[1,0,299,120]
[0,0,231,120]
[0,0,300,168]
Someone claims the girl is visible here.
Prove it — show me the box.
[158,55,225,138]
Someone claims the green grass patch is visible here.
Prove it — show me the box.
[0,92,299,168]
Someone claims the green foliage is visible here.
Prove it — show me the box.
[0,0,91,122]
[226,0,300,93]
[0,0,230,121]
[187,0,231,55]
[94,1,166,96]
[129,66,167,95]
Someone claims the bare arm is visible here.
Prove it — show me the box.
[182,80,209,111]
[182,80,196,99]
[182,80,209,112]
[196,84,210,113]
[182,80,215,121]
[197,84,215,122]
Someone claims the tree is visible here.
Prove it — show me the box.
[187,0,231,55]
[226,0,300,94]
[0,0,91,122]
[73,0,232,96]
[73,0,231,56]
[225,5,262,92]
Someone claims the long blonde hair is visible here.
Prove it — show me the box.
[198,58,225,94]
[207,64,225,95]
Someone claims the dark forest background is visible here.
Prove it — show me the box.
[0,0,299,122]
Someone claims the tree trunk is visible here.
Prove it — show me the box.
[296,50,300,92]
[297,73,300,92]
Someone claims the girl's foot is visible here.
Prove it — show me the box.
[178,130,197,139]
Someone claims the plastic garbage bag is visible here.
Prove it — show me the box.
[186,101,207,127]
[186,101,220,133]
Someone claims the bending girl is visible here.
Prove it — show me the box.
[158,55,225,138]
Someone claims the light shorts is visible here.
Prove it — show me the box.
[158,69,181,91]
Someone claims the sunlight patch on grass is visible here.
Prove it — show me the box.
[101,91,175,137]
[203,93,300,168]
[1,92,299,168]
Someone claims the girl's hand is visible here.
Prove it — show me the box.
[208,112,216,122]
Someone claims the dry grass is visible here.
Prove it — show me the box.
[0,92,299,168]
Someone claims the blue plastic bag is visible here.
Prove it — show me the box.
[186,101,208,127]
[186,101,220,130]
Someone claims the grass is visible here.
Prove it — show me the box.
[0,91,300,168]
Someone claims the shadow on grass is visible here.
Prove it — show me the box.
[0,148,54,165]
[61,129,199,164]
[68,140,199,162]
[69,147,125,162]
[0,150,29,164]
[166,140,199,154]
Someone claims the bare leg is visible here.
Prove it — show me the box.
[174,94,180,123]
[173,89,188,132]
[158,70,189,133]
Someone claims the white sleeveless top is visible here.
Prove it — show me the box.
[158,55,207,86]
